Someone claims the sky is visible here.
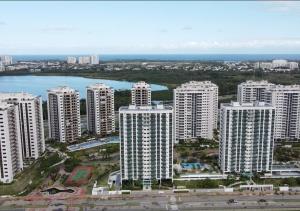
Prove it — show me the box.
[0,1,300,54]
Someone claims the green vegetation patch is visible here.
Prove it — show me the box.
[72,169,89,181]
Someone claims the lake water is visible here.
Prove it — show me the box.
[12,54,300,62]
[0,75,168,100]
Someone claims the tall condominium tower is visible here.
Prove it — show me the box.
[90,55,99,65]
[131,81,151,106]
[119,105,173,190]
[0,55,13,65]
[78,56,91,64]
[219,102,275,173]
[0,93,45,162]
[237,80,274,103]
[86,83,115,136]
[47,86,81,143]
[0,61,4,72]
[174,81,218,142]
[66,56,77,64]
[265,85,300,140]
[0,102,23,183]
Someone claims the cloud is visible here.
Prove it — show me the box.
[181,26,192,31]
[0,21,6,25]
[2,38,300,54]
[159,38,300,50]
[40,25,77,32]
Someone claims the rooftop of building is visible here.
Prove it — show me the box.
[119,104,173,112]
[222,101,274,109]
[175,81,218,90]
[47,86,78,94]
[267,84,300,91]
[0,92,39,101]
[132,81,150,89]
[86,83,112,90]
[239,80,274,85]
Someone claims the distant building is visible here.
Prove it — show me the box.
[66,56,77,64]
[131,81,151,106]
[86,83,115,136]
[119,105,173,190]
[289,62,299,70]
[78,56,91,65]
[174,81,218,142]
[265,85,300,140]
[237,80,274,103]
[0,55,13,65]
[0,61,4,72]
[0,102,23,183]
[272,59,289,68]
[0,93,45,162]
[219,102,275,173]
[238,81,300,141]
[47,86,81,143]
[255,60,299,71]
[90,55,99,65]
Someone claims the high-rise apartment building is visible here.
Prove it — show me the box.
[219,102,275,173]
[131,81,151,106]
[86,83,115,136]
[0,93,45,162]
[0,102,23,183]
[47,86,81,143]
[90,55,99,65]
[254,60,299,71]
[173,81,218,142]
[0,55,13,65]
[0,61,4,72]
[238,81,300,141]
[66,56,77,64]
[265,85,300,140]
[78,56,91,65]
[119,105,173,189]
[237,80,274,103]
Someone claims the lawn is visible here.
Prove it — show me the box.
[0,152,62,196]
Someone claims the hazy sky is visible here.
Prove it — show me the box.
[1,1,300,54]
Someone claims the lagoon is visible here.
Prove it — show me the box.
[0,75,168,100]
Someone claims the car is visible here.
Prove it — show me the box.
[227,199,239,204]
[258,199,267,203]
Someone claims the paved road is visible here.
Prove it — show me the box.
[1,192,300,210]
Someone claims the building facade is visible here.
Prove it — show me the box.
[0,93,45,162]
[119,105,173,189]
[78,56,91,64]
[237,80,274,103]
[0,55,13,65]
[219,102,275,173]
[0,102,23,183]
[174,81,218,142]
[131,81,151,106]
[90,55,99,65]
[86,83,115,136]
[265,85,300,140]
[47,86,81,143]
[66,56,77,64]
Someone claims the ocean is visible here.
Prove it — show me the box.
[11,54,300,62]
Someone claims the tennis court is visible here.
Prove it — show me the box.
[65,166,93,186]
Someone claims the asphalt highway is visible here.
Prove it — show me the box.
[1,192,300,211]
